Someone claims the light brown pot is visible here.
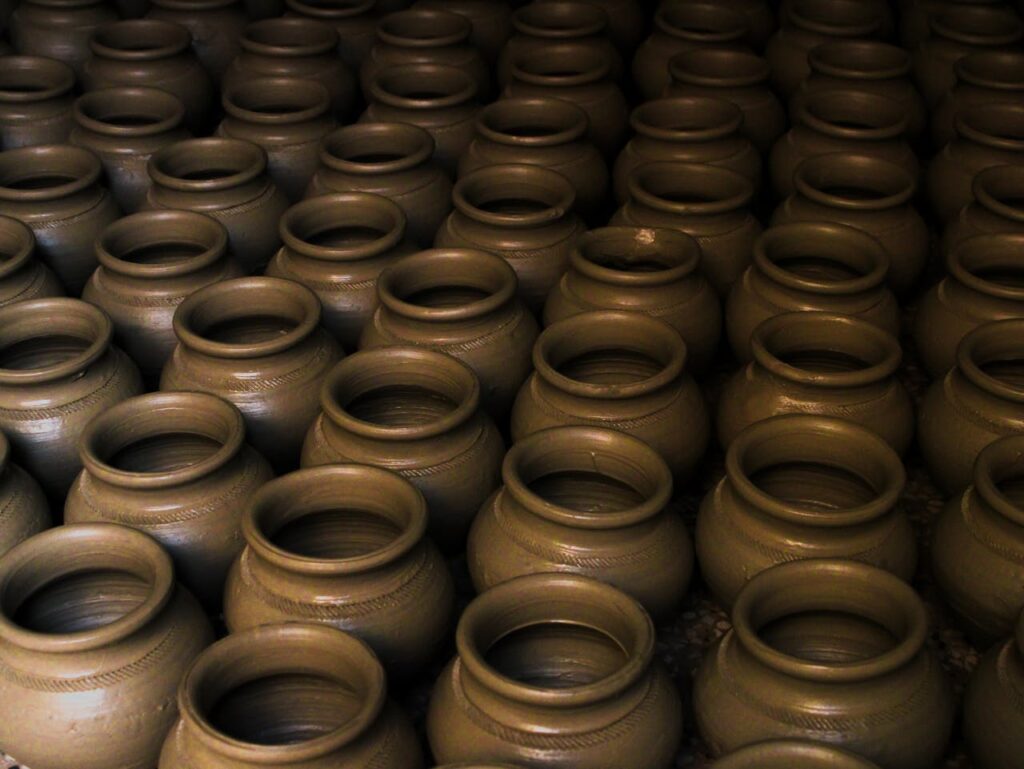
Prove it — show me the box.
[0,215,63,306]
[714,741,882,769]
[0,55,75,149]
[933,50,1024,148]
[0,429,49,557]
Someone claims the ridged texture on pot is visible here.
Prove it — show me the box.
[0,55,75,149]
[943,164,1024,256]
[933,50,1024,149]
[0,429,49,556]
[146,0,247,81]
[0,215,63,306]
[963,611,1024,769]
[283,0,380,69]
[9,0,118,77]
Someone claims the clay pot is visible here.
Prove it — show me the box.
[544,226,721,374]
[944,164,1024,255]
[284,0,384,70]
[934,50,1024,148]
[82,210,243,382]
[161,276,342,471]
[224,464,454,677]
[612,161,761,296]
[715,741,882,769]
[726,222,900,362]
[267,192,416,350]
[146,0,247,82]
[360,248,538,417]
[665,48,786,153]
[301,346,504,553]
[435,163,584,312]
[459,97,609,220]
[0,215,64,305]
[772,153,928,295]
[307,123,451,247]
[0,55,75,149]
[413,0,512,62]
[217,77,337,202]
[0,430,48,556]
[899,0,1008,49]
[428,573,683,768]
[0,523,213,769]
[158,624,424,769]
[694,559,955,769]
[511,310,709,482]
[718,313,913,453]
[9,0,117,77]
[538,0,643,52]
[145,138,290,274]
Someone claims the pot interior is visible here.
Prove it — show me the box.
[748,461,879,512]
[107,433,224,474]
[345,384,458,426]
[979,358,1024,388]
[485,621,629,688]
[556,347,665,385]
[0,335,92,370]
[758,610,899,663]
[269,509,403,559]
[528,470,648,513]
[10,569,150,634]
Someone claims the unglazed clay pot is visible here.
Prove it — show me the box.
[727,223,900,362]
[9,0,117,77]
[360,248,538,417]
[435,163,584,312]
[145,138,290,274]
[612,161,761,296]
[413,0,512,62]
[283,0,379,70]
[65,392,273,610]
[428,573,683,768]
[538,0,644,52]
[933,50,1024,148]
[0,215,63,305]
[715,740,883,768]
[944,164,1024,254]
[267,192,416,350]
[0,55,75,149]
[162,276,342,471]
[899,0,1009,49]
[0,523,213,769]
[146,0,247,82]
[159,624,424,769]
[511,310,710,482]
[919,319,1024,495]
[0,430,48,556]
[301,346,504,553]
[224,464,454,677]
[469,425,691,620]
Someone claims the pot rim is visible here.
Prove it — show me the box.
[151,0,239,9]
[284,0,376,19]
[630,96,743,143]
[972,164,1024,223]
[955,102,1024,152]
[508,41,612,87]
[947,232,1024,301]
[713,740,882,769]
[319,122,436,175]
[0,55,75,103]
[278,192,406,261]
[956,318,1024,403]
[785,0,883,37]
[0,216,37,281]
[929,5,1024,46]
[953,50,1024,91]
[475,97,589,148]
[808,40,911,80]
[668,48,771,88]
[0,144,102,202]
[655,0,748,43]
[240,16,338,58]
[377,8,472,48]
[570,226,701,287]
[973,434,1024,527]
[627,161,753,215]
[95,209,229,279]
[73,86,185,138]
[452,163,576,228]
[222,77,331,125]
[367,63,478,110]
[793,152,916,211]
[89,18,192,60]
[148,138,268,193]
[512,0,608,38]
[796,88,909,140]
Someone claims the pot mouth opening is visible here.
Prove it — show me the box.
[369,64,477,109]
[453,164,575,227]
[0,145,101,201]
[279,192,405,261]
[787,0,883,36]
[656,1,748,42]
[320,122,434,174]
[148,138,267,192]
[974,436,1024,527]
[477,97,588,147]
[668,48,770,87]
[96,210,229,278]
[809,40,910,80]
[0,298,111,385]
[794,152,915,210]
[972,164,1024,223]
[628,161,753,215]
[957,319,1024,403]
[955,103,1024,151]
[89,19,192,60]
[74,87,185,137]
[955,50,1024,90]
[0,56,74,102]
[930,6,1024,45]
[509,43,611,86]
[799,89,907,139]
[241,17,338,57]
[223,78,330,124]
[572,226,700,286]
[513,0,608,38]
[0,216,35,278]
[630,96,743,143]
[948,233,1024,300]
[284,0,376,19]
[377,8,471,47]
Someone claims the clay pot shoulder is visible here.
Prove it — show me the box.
[933,50,1024,149]
[0,55,75,149]
[943,164,1024,255]
[0,429,49,557]
[283,0,380,69]
[0,215,63,306]
[10,0,118,76]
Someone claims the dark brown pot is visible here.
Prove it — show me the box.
[9,0,117,77]
[0,523,213,769]
[224,464,454,677]
[899,0,1008,49]
[0,55,74,150]
[284,0,383,70]
[0,430,49,557]
[413,0,512,62]
[0,214,64,305]
[146,0,247,82]
[158,624,424,769]
[944,164,1024,256]
[715,741,882,769]
[539,0,644,52]
[933,50,1024,148]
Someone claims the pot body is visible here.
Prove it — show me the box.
[363,33,489,101]
[412,0,513,61]
[0,58,75,150]
[928,134,1024,222]
[284,1,386,69]
[963,630,1024,769]
[934,78,1024,149]
[361,102,478,175]
[146,0,248,81]
[0,257,63,307]
[500,32,621,91]
[0,459,49,556]
[9,0,118,76]
[912,21,1023,107]
[944,196,1024,257]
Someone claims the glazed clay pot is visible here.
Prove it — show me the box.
[944,164,1024,255]
[726,222,900,362]
[146,0,247,82]
[510,310,710,482]
[0,56,75,150]
[468,425,692,620]
[0,215,63,306]
[82,210,243,382]
[543,226,721,374]
[9,0,117,77]
[65,392,273,610]
[428,573,683,768]
[307,123,451,248]
[0,523,213,769]
[694,559,955,769]
[612,161,761,296]
[919,319,1024,495]
[360,248,539,417]
[413,0,512,62]
[224,464,454,678]
[301,346,504,553]
[435,164,585,312]
[267,192,416,350]
[934,51,1024,148]
[145,138,290,274]
[715,740,882,769]
[159,624,424,769]
[0,430,48,557]
[161,276,343,471]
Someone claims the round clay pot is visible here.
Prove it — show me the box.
[919,318,1024,495]
[161,276,342,471]
[933,50,1024,148]
[612,161,761,296]
[944,164,1024,256]
[715,741,882,769]
[772,153,928,294]
[283,0,379,70]
[544,226,721,374]
[146,0,247,82]
[435,163,584,312]
[145,138,290,274]
[0,55,75,150]
[267,192,416,350]
[9,0,117,77]
[412,0,512,62]
[538,0,644,52]
[301,346,504,553]
[360,248,539,417]
[0,523,213,769]
[427,573,683,768]
[83,211,242,382]
[469,425,692,620]
[899,0,1009,49]
[224,464,454,677]
[726,222,900,362]
[158,624,424,769]
[65,392,273,610]
[0,214,63,305]
[0,430,48,557]
[511,310,710,482]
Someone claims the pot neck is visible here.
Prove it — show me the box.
[89,19,192,61]
[972,164,1024,223]
[368,63,478,110]
[570,226,701,288]
[793,152,916,211]
[630,96,743,144]
[475,97,588,148]
[627,161,753,216]
[512,0,608,39]
[319,122,435,176]
[955,319,1024,404]
[377,8,471,48]
[955,103,1024,152]
[0,216,37,281]
[148,138,268,193]
[973,435,1024,528]
[947,233,1024,302]
[808,40,911,81]
[784,0,883,37]
[222,78,330,125]
[668,48,771,88]
[240,17,338,58]
[0,145,102,203]
[279,192,406,262]
[74,87,185,138]
[96,209,229,280]
[796,89,909,140]
[655,0,748,44]
[453,164,576,228]
[0,56,74,104]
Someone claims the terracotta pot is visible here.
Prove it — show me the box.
[726,222,900,362]
[412,0,512,62]
[284,0,384,70]
[82,210,242,382]
[665,48,786,153]
[161,276,342,471]
[224,464,454,677]
[267,192,416,350]
[0,55,75,149]
[772,153,928,294]
[0,214,63,305]
[612,161,761,296]
[146,0,247,82]
[145,138,290,274]
[360,248,538,417]
[9,0,117,77]
[158,624,424,769]
[301,346,504,553]
[0,430,49,556]
[0,523,213,769]
[307,122,451,247]
[544,226,721,374]
[716,741,882,768]
[435,163,584,312]
[944,164,1024,255]
[933,50,1024,148]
